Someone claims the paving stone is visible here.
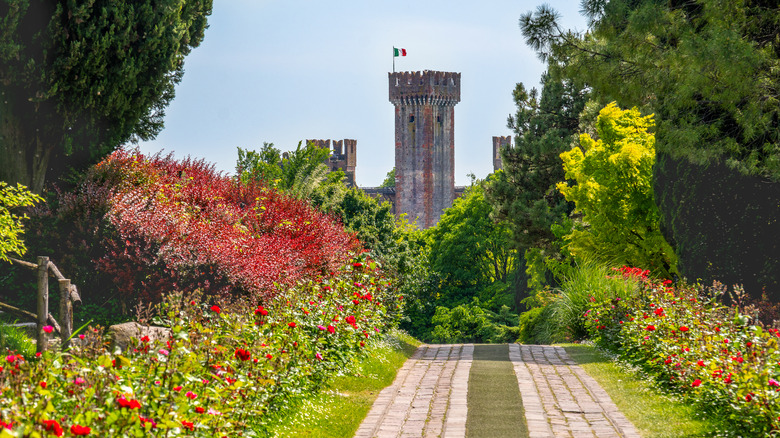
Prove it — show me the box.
[355,343,638,438]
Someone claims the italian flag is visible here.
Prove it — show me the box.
[393,47,407,57]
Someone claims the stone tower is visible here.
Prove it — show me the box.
[306,139,357,186]
[389,70,461,228]
[492,136,511,172]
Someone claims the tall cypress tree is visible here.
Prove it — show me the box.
[0,1,213,193]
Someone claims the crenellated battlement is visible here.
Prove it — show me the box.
[389,70,461,106]
[305,138,357,186]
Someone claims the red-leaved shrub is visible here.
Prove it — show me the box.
[21,149,359,317]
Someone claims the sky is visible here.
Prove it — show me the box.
[138,1,587,187]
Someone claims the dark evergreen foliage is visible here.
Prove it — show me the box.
[0,1,213,192]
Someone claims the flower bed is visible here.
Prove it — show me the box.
[0,260,402,437]
[585,268,780,436]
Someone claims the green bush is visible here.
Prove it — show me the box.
[546,259,641,341]
[429,300,520,344]
[0,323,35,358]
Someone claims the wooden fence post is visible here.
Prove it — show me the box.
[36,256,49,353]
[59,279,73,349]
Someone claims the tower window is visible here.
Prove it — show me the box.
[437,115,442,124]
[408,114,415,123]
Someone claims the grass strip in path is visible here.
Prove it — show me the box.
[466,344,529,438]
[562,343,720,438]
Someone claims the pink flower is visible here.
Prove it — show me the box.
[769,379,780,387]
[78,334,86,340]
[158,349,169,356]
[42,325,54,334]
[74,377,86,385]
[5,355,15,364]
[315,353,323,360]
[317,325,326,331]
[185,391,197,400]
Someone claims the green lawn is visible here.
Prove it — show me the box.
[561,343,720,438]
[266,329,420,437]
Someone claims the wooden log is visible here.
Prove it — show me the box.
[0,301,37,322]
[48,261,65,280]
[46,313,61,334]
[8,257,37,271]
[59,279,72,348]
[69,284,82,305]
[36,256,49,353]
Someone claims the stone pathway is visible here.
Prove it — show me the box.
[354,343,640,438]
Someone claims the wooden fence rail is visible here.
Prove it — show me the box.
[3,256,82,352]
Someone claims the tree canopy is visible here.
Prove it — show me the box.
[557,103,677,277]
[428,182,517,309]
[487,72,587,253]
[520,0,780,298]
[521,0,780,180]
[0,1,213,193]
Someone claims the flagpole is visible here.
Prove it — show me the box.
[392,47,395,73]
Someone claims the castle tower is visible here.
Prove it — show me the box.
[306,138,357,186]
[389,70,461,228]
[492,136,511,172]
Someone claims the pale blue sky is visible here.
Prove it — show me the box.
[138,1,586,187]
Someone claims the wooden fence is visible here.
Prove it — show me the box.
[1,256,81,352]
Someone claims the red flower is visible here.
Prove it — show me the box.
[210,305,221,314]
[140,336,151,343]
[697,360,705,366]
[265,353,273,360]
[254,306,268,316]
[181,420,195,431]
[195,407,206,414]
[42,419,64,436]
[70,424,91,435]
[327,325,335,334]
[645,325,656,331]
[679,326,689,332]
[691,379,702,387]
[117,396,142,409]
[173,386,183,391]
[288,322,296,328]
[40,381,47,389]
[345,315,357,326]
[654,308,664,316]
[234,348,251,361]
